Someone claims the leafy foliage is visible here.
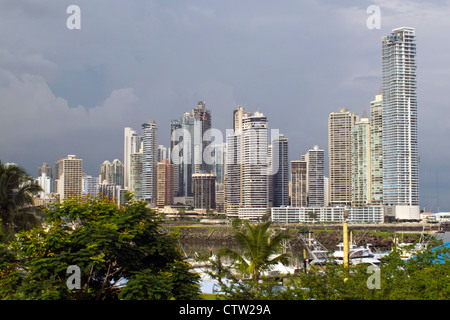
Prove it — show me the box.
[0,161,43,240]
[0,195,200,300]
[215,221,291,287]
[206,230,450,300]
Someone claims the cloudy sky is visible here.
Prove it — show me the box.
[0,0,449,211]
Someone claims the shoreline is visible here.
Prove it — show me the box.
[164,222,448,251]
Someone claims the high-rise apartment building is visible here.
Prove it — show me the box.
[239,111,270,220]
[141,120,158,205]
[54,155,82,200]
[351,112,371,206]
[157,159,174,208]
[192,101,212,173]
[82,175,99,196]
[99,159,124,187]
[370,93,383,205]
[36,172,52,199]
[124,127,141,190]
[130,149,143,200]
[291,159,307,207]
[305,145,325,207]
[38,162,52,180]
[226,107,271,220]
[225,131,242,218]
[192,173,216,209]
[272,134,289,207]
[382,27,419,207]
[328,108,359,206]
[170,101,212,198]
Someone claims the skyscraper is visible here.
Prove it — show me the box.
[141,120,158,205]
[192,101,212,173]
[305,145,325,207]
[225,129,242,218]
[226,107,271,220]
[124,127,141,190]
[130,148,143,200]
[54,155,82,200]
[370,93,383,205]
[328,108,359,206]
[382,27,419,207]
[272,134,289,207]
[239,111,269,220]
[351,112,371,206]
[38,162,52,180]
[157,159,174,208]
[291,158,307,207]
[170,101,212,198]
[192,173,216,210]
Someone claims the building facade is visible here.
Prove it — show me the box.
[272,134,289,207]
[271,206,384,224]
[192,173,216,209]
[351,112,372,206]
[157,159,174,208]
[370,93,383,205]
[328,108,359,206]
[290,159,307,207]
[54,155,82,200]
[124,127,141,190]
[382,27,419,207]
[305,145,325,207]
[141,120,158,205]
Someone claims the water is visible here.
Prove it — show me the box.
[442,231,450,243]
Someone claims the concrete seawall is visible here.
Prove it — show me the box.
[164,222,446,251]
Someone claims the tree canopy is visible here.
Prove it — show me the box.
[0,195,200,300]
[0,161,42,240]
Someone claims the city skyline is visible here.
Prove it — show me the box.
[0,1,449,211]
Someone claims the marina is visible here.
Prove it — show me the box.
[178,227,449,294]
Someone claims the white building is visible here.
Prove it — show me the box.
[36,173,52,199]
[226,107,271,220]
[124,127,141,190]
[382,27,419,207]
[271,206,384,224]
[141,120,158,205]
[82,175,99,196]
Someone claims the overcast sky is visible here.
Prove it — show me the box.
[0,0,449,211]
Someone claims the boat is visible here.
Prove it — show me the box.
[298,233,334,266]
[333,243,381,266]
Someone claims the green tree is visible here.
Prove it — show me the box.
[0,161,43,241]
[0,195,200,300]
[216,220,291,287]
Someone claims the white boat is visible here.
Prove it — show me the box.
[298,233,334,266]
[333,243,381,266]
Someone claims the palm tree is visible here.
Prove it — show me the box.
[217,220,291,287]
[0,161,42,240]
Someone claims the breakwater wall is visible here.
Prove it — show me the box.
[163,223,443,251]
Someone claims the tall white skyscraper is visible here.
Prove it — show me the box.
[124,127,141,190]
[382,27,419,207]
[305,145,325,207]
[226,107,270,220]
[141,120,158,205]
